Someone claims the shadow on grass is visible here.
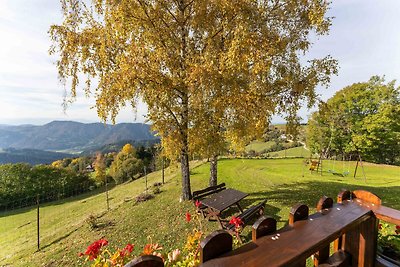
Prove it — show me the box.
[38,226,81,251]
[248,180,400,211]
[228,180,400,242]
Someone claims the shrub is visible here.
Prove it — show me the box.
[135,193,154,203]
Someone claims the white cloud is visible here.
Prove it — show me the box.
[0,0,147,125]
[305,0,400,105]
[0,0,399,125]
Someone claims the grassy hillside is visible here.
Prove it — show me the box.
[0,161,210,266]
[1,158,400,266]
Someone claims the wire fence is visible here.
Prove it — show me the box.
[0,165,165,266]
[0,181,110,255]
[0,181,94,212]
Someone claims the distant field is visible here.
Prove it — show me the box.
[268,146,312,158]
[1,158,399,266]
[246,140,312,158]
[245,140,275,153]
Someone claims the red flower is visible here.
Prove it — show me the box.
[120,243,135,257]
[229,216,243,228]
[99,239,108,246]
[378,224,382,230]
[124,243,134,253]
[195,200,202,208]
[83,239,108,260]
[396,225,400,230]
[185,212,191,222]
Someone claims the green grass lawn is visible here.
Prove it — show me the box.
[1,158,399,266]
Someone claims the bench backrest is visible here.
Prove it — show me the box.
[240,200,267,222]
[226,200,267,231]
[192,183,226,200]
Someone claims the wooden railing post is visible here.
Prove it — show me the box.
[344,212,377,267]
[289,203,309,226]
[351,190,380,267]
[314,196,333,266]
[316,196,333,212]
[337,189,354,204]
[289,204,309,267]
[334,190,354,252]
[200,230,232,264]
[361,214,378,267]
[252,216,277,241]
[336,190,381,267]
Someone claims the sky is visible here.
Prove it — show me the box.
[0,1,399,126]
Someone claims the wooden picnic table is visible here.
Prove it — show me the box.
[201,200,373,267]
[201,188,248,227]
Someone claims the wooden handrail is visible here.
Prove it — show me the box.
[200,189,400,267]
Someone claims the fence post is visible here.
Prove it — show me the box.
[105,178,110,211]
[162,157,165,184]
[37,194,40,251]
[144,166,148,192]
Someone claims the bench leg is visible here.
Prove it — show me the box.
[206,208,224,225]
[236,203,244,212]
[227,228,243,244]
[216,216,225,229]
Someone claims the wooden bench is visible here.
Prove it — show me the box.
[224,199,267,238]
[193,183,226,200]
[192,183,226,217]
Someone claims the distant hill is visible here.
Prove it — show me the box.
[0,148,73,165]
[80,139,160,155]
[0,121,159,153]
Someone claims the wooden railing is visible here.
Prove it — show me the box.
[200,189,400,267]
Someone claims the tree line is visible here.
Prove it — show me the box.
[0,163,92,210]
[0,144,162,210]
[307,76,400,165]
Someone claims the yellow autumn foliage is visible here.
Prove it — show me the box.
[50,0,337,199]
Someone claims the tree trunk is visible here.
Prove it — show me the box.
[180,142,191,200]
[179,91,191,200]
[178,0,191,201]
[209,154,218,187]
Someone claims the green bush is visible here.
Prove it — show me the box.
[109,144,145,184]
[0,163,93,210]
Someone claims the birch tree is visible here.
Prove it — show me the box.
[50,0,337,200]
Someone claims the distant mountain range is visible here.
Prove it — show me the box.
[0,148,74,165]
[0,121,159,164]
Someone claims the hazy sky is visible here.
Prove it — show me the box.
[0,1,399,125]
